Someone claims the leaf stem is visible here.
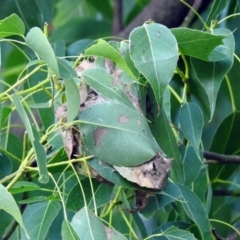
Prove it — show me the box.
[100,186,123,218]
[119,210,138,239]
[225,74,236,112]
[0,65,43,101]
[218,13,240,25]
[167,85,182,104]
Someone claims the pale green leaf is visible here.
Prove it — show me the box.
[65,78,80,122]
[21,201,61,240]
[130,23,178,103]
[179,103,204,158]
[71,207,106,240]
[62,219,80,240]
[26,27,59,75]
[0,184,28,237]
[0,14,25,37]
[85,39,136,79]
[79,102,160,166]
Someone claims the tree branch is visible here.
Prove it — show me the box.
[118,0,195,38]
[112,0,123,35]
[203,151,240,164]
[212,228,225,240]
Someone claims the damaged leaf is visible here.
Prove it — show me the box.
[114,151,171,189]
[79,102,160,167]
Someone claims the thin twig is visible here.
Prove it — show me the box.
[112,0,122,35]
[203,151,240,164]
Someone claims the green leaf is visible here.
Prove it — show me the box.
[0,13,25,37]
[10,181,41,194]
[179,103,204,158]
[64,78,80,122]
[0,184,28,236]
[21,201,61,240]
[148,105,183,183]
[177,184,211,240]
[209,112,240,181]
[79,102,160,166]
[130,23,178,103]
[32,127,49,183]
[0,153,12,179]
[13,94,34,141]
[57,58,78,79]
[180,147,203,186]
[85,39,136,79]
[140,181,182,218]
[12,94,49,183]
[82,68,134,108]
[159,226,197,240]
[66,179,113,212]
[171,28,225,61]
[62,219,80,240]
[71,207,106,240]
[206,0,229,25]
[18,196,47,204]
[104,226,128,240]
[26,27,59,75]
[191,28,234,119]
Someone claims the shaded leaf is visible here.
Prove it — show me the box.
[148,104,183,183]
[32,127,49,183]
[71,207,106,240]
[0,184,28,236]
[62,219,80,240]
[67,39,94,56]
[177,184,211,240]
[180,147,203,186]
[0,13,25,37]
[209,112,240,181]
[0,153,12,179]
[21,201,61,240]
[130,23,178,103]
[171,28,225,61]
[206,0,229,25]
[26,27,59,75]
[85,39,136,79]
[140,181,182,218]
[79,102,160,166]
[191,28,234,119]
[179,103,204,158]
[13,94,49,183]
[64,78,80,122]
[10,181,41,194]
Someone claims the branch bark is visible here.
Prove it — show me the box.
[203,151,240,164]
[118,0,195,38]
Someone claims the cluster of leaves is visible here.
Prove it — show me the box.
[1,0,240,239]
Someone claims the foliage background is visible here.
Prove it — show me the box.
[1,0,240,239]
